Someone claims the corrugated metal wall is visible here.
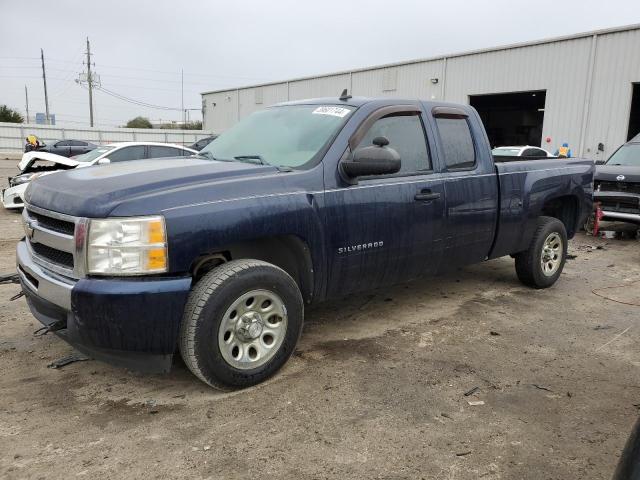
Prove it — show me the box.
[202,26,640,159]
[584,28,640,160]
[445,37,593,155]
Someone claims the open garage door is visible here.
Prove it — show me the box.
[470,90,546,148]
[628,83,640,141]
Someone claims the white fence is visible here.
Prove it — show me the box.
[0,122,214,152]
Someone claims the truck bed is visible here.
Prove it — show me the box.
[489,157,594,259]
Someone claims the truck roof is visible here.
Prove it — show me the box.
[275,96,471,110]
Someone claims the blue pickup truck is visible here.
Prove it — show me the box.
[17,96,593,389]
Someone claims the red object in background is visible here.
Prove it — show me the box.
[545,137,552,143]
[593,203,604,236]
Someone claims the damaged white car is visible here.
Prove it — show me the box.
[2,142,197,209]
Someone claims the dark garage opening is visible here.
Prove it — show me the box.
[470,90,546,148]
[628,83,640,141]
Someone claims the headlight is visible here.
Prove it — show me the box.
[87,216,168,275]
[10,172,39,186]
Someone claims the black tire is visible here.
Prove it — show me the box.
[179,259,304,390]
[514,216,568,289]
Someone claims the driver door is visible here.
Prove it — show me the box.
[323,106,446,297]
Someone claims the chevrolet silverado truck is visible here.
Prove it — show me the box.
[16,96,593,389]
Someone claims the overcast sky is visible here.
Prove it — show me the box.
[1,0,639,128]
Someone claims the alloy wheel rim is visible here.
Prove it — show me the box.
[540,232,563,277]
[218,289,288,370]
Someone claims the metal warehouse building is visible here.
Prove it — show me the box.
[202,24,640,161]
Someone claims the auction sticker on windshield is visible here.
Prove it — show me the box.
[312,106,351,118]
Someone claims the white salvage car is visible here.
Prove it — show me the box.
[2,142,197,209]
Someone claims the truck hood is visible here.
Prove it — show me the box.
[19,151,81,172]
[595,165,640,183]
[25,157,281,217]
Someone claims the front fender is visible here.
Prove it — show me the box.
[163,191,326,298]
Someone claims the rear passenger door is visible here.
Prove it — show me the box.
[431,106,498,269]
[324,106,446,297]
[53,140,72,156]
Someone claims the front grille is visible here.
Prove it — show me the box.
[27,209,75,235]
[31,243,74,269]
[596,180,640,195]
[23,204,83,278]
[599,197,640,214]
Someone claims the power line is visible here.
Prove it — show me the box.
[95,85,184,111]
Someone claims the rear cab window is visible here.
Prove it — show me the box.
[434,115,476,170]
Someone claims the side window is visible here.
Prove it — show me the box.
[56,140,71,147]
[356,113,430,175]
[70,140,87,147]
[148,146,187,158]
[533,148,548,157]
[523,148,547,157]
[108,146,146,162]
[435,117,476,169]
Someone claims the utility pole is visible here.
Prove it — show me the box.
[181,69,185,125]
[40,49,50,125]
[86,37,94,127]
[24,85,30,124]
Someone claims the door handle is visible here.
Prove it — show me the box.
[414,189,441,202]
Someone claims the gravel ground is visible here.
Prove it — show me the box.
[0,158,638,479]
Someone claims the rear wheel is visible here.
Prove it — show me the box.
[179,259,303,390]
[515,216,568,289]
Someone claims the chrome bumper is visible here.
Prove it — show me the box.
[601,211,640,224]
[16,240,74,310]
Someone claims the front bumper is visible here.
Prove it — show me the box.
[594,191,640,225]
[2,183,27,209]
[17,240,192,373]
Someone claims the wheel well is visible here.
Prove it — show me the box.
[541,195,579,238]
[190,235,314,303]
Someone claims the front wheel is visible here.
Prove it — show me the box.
[179,259,304,390]
[514,216,568,289]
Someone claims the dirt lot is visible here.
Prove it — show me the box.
[0,158,638,479]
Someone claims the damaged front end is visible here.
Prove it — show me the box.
[3,152,78,210]
[593,167,640,225]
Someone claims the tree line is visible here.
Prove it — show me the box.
[0,105,202,130]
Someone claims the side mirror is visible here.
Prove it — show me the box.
[97,157,111,165]
[341,137,401,179]
[595,159,606,165]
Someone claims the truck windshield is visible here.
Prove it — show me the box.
[606,144,640,166]
[199,105,354,168]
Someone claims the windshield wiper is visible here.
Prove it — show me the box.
[234,155,267,165]
[195,151,216,160]
[196,151,234,162]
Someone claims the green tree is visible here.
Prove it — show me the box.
[125,116,153,128]
[184,120,203,130]
[0,105,24,123]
